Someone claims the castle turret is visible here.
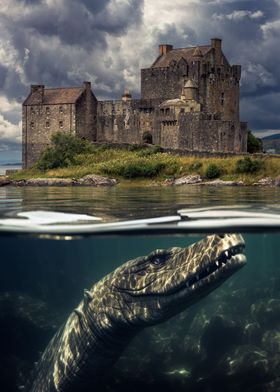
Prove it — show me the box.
[122,88,132,102]
[182,80,198,101]
[211,37,222,64]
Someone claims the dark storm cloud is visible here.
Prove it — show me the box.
[0,0,280,155]
[0,0,144,99]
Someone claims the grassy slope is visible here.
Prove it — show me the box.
[9,147,280,185]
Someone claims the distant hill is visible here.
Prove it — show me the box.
[261,133,280,153]
[261,133,280,141]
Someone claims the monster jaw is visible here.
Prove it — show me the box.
[183,243,246,291]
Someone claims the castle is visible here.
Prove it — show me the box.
[22,38,247,168]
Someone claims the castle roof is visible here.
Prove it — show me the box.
[23,87,84,105]
[151,45,211,68]
[184,79,198,88]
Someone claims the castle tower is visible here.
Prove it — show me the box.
[182,80,198,101]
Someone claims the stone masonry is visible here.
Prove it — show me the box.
[22,38,247,168]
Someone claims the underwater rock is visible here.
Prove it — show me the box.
[251,299,280,328]
[0,292,60,358]
[200,314,244,359]
[77,174,117,186]
[243,322,263,345]
[217,345,273,388]
[262,330,280,353]
[0,292,61,390]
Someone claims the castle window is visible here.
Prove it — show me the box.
[165,108,170,115]
[221,92,224,105]
[160,109,164,114]
[46,121,50,128]
[180,108,185,113]
[46,107,50,115]
[59,121,63,129]
[59,106,64,114]
[31,107,35,115]
[30,122,34,129]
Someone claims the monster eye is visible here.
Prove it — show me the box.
[150,252,170,266]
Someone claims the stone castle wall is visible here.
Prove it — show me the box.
[22,103,75,168]
[22,38,248,168]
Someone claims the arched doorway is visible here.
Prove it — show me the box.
[142,131,153,144]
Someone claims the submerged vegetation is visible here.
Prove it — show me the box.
[9,133,280,185]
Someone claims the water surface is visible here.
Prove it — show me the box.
[1,185,280,221]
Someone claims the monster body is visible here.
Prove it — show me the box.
[31,234,246,392]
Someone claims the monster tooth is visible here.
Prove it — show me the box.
[186,281,190,288]
[225,251,229,258]
[215,260,219,267]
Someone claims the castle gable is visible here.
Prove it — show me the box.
[23,87,84,106]
[151,45,211,68]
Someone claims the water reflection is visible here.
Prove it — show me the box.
[0,185,280,221]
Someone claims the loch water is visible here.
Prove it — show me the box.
[0,185,280,391]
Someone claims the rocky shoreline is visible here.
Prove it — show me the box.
[1,174,280,187]
[162,174,280,187]
[0,174,117,187]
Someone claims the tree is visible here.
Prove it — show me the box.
[247,130,263,153]
[36,132,94,171]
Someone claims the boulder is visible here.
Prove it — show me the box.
[24,178,74,186]
[251,299,280,328]
[202,179,244,186]
[77,174,117,186]
[10,175,117,186]
[173,175,202,185]
[253,177,274,186]
[0,176,11,186]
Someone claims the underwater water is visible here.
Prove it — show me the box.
[0,231,279,392]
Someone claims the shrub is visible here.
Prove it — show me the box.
[189,161,202,172]
[101,159,166,178]
[235,157,264,174]
[136,145,163,157]
[36,132,94,171]
[205,164,221,179]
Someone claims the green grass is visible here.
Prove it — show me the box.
[9,146,280,185]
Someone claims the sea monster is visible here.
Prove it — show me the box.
[30,233,246,391]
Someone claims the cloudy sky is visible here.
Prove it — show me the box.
[0,0,279,163]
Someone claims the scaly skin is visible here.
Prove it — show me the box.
[30,234,246,392]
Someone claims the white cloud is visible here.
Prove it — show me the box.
[0,113,21,143]
[0,95,21,113]
[213,10,264,21]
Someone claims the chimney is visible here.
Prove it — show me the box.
[211,38,222,64]
[31,85,44,103]
[83,81,91,91]
[159,44,173,56]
